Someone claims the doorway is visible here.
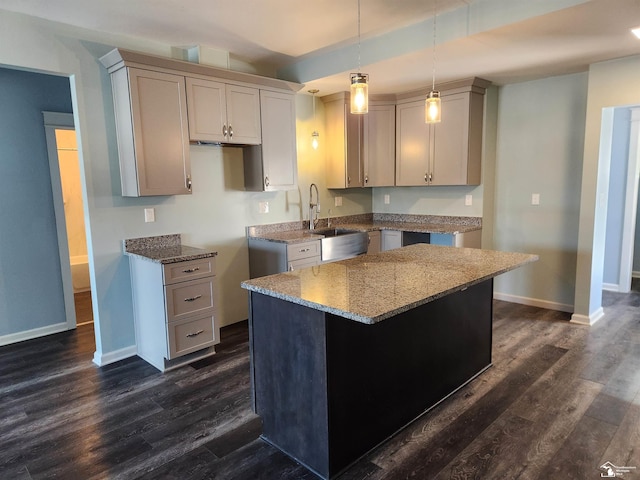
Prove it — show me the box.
[44,112,93,328]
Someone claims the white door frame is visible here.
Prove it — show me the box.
[618,107,640,293]
[43,111,77,330]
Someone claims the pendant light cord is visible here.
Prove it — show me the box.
[358,0,362,73]
[432,0,437,91]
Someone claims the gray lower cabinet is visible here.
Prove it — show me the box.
[129,256,219,371]
[381,230,402,251]
[248,238,321,278]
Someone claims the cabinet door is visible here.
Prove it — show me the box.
[432,92,469,186]
[259,90,298,191]
[364,104,395,187]
[126,68,191,196]
[186,77,227,143]
[381,230,402,251]
[225,84,261,145]
[325,97,364,188]
[395,100,431,187]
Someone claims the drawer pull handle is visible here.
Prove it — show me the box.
[186,330,204,338]
[184,295,202,302]
[300,248,310,252]
[182,267,200,273]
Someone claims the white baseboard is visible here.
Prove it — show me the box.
[0,322,69,347]
[603,282,621,292]
[492,292,573,313]
[570,307,604,326]
[92,345,137,367]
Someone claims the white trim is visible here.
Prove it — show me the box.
[570,307,604,326]
[0,322,69,346]
[92,345,137,367]
[492,291,574,313]
[618,107,640,293]
[603,282,622,292]
[43,112,77,332]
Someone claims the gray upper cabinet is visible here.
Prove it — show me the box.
[396,78,488,187]
[244,90,298,191]
[364,103,396,187]
[108,67,191,197]
[324,93,396,189]
[100,48,302,197]
[186,78,261,145]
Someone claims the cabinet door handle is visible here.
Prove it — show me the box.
[424,173,428,183]
[184,295,202,302]
[186,175,192,191]
[264,176,270,187]
[289,264,294,271]
[182,267,200,273]
[347,176,351,185]
[222,124,228,137]
[429,172,433,183]
[365,175,368,184]
[229,125,233,138]
[186,330,204,338]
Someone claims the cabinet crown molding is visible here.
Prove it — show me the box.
[99,48,304,93]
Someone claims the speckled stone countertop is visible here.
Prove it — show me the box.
[241,243,537,324]
[123,234,217,264]
[247,214,481,244]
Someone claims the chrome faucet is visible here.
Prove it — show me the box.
[309,183,320,230]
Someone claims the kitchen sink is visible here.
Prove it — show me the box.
[314,228,368,262]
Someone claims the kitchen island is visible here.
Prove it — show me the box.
[241,244,537,479]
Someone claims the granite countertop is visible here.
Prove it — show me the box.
[123,234,217,264]
[241,243,537,324]
[247,214,482,244]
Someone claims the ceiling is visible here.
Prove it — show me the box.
[1,0,640,95]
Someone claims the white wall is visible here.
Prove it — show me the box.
[493,72,588,312]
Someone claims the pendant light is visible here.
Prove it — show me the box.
[426,0,441,124]
[350,0,368,114]
[309,89,320,150]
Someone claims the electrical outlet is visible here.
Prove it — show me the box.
[144,208,155,223]
[334,196,343,207]
[259,201,269,213]
[465,194,473,206]
[531,193,540,206]
[384,194,390,205]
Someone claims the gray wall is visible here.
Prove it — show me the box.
[493,72,588,311]
[0,67,73,336]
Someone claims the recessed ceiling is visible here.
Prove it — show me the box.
[0,0,639,95]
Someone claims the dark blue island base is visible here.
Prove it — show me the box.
[249,278,494,479]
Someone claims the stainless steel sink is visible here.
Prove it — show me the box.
[315,228,368,262]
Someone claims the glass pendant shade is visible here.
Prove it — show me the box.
[350,73,369,114]
[425,90,441,124]
[311,131,319,150]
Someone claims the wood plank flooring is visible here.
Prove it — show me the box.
[1,286,639,479]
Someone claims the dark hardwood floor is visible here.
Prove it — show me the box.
[1,285,639,479]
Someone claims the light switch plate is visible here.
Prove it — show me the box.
[465,194,473,206]
[334,196,343,207]
[258,201,269,213]
[384,194,390,205]
[144,208,155,223]
[532,193,540,205]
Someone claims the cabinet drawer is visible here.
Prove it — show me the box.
[167,314,216,359]
[163,257,215,285]
[288,256,320,272]
[287,240,320,261]
[165,277,214,322]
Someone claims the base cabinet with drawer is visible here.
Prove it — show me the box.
[128,256,220,371]
[248,238,321,278]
